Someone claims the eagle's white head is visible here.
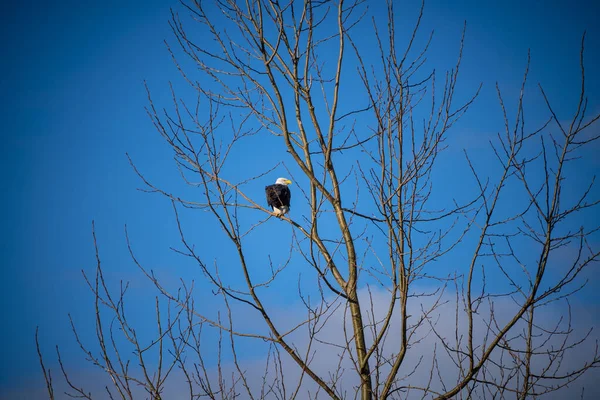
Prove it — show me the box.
[275,177,292,185]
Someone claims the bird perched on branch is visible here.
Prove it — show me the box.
[265,177,292,216]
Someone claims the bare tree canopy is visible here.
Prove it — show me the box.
[34,0,600,399]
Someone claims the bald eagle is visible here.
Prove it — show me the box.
[265,177,292,216]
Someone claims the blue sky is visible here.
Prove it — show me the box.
[2,0,600,398]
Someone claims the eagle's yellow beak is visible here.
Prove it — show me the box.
[286,179,292,185]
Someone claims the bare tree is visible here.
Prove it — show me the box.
[37,0,600,399]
